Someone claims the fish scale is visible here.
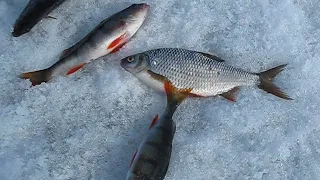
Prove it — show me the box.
[146,48,259,96]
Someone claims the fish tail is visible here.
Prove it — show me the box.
[257,64,292,100]
[20,68,50,86]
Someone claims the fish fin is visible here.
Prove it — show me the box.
[66,63,86,75]
[45,16,57,20]
[130,150,138,168]
[164,81,192,105]
[257,64,292,100]
[20,68,50,86]
[147,70,168,82]
[220,87,240,102]
[198,52,225,62]
[110,42,126,54]
[149,114,159,129]
[107,33,128,51]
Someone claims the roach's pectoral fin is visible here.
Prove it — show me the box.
[164,81,192,105]
[147,70,168,82]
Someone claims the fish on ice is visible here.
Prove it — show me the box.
[126,81,191,180]
[121,48,292,101]
[20,3,150,85]
[12,0,66,37]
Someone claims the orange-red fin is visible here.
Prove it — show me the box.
[110,42,127,54]
[66,63,86,75]
[164,81,192,104]
[130,150,138,167]
[220,87,240,102]
[149,114,159,129]
[107,33,128,52]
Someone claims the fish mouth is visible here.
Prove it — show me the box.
[12,29,24,37]
[140,3,150,10]
[134,3,150,11]
[12,26,30,37]
[132,3,150,17]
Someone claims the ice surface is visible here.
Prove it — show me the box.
[0,0,320,179]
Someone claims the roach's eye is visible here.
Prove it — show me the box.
[127,57,135,62]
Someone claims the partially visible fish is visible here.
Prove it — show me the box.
[20,3,149,85]
[121,48,292,101]
[12,0,66,37]
[126,81,191,180]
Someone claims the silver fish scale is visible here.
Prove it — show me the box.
[146,48,259,96]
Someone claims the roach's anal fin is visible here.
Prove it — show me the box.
[220,87,240,102]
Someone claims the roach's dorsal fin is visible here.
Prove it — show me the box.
[130,150,138,168]
[220,87,240,102]
[198,52,225,62]
[149,114,159,129]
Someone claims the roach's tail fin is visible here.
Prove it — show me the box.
[20,68,50,86]
[257,64,292,100]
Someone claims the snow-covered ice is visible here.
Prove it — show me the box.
[1,0,320,179]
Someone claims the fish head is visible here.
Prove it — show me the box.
[124,3,150,20]
[121,53,150,74]
[117,3,149,35]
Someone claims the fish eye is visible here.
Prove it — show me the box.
[127,57,135,62]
